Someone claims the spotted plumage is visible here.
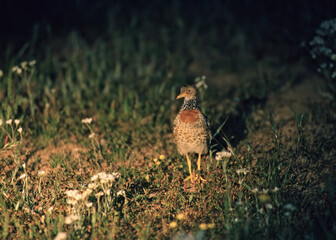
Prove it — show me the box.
[173,85,211,182]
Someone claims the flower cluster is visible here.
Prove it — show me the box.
[11,60,36,75]
[194,75,208,90]
[153,154,165,166]
[0,118,23,150]
[236,168,249,175]
[90,172,119,184]
[64,172,120,227]
[307,19,336,83]
[215,150,232,160]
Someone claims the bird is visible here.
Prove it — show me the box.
[173,85,211,183]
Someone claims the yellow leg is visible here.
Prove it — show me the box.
[197,153,201,171]
[184,154,195,182]
[196,153,207,182]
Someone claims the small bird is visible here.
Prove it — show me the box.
[173,85,211,182]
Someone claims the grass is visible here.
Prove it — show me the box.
[1,4,336,240]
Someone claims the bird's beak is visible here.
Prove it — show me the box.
[176,92,187,99]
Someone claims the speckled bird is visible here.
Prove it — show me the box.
[173,85,211,182]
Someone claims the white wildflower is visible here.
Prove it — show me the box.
[20,61,27,69]
[96,192,104,197]
[12,66,19,72]
[215,150,231,160]
[91,174,99,181]
[332,71,336,78]
[38,170,45,176]
[117,190,125,196]
[54,232,67,240]
[65,215,79,225]
[22,163,26,169]
[14,119,20,126]
[331,54,336,61]
[74,193,84,201]
[251,188,259,194]
[81,118,92,124]
[88,182,97,189]
[65,190,80,198]
[195,76,208,89]
[86,202,93,208]
[6,119,12,125]
[66,199,78,205]
[106,173,118,182]
[236,168,249,175]
[18,173,26,180]
[47,206,54,213]
[97,172,107,179]
[29,60,36,66]
[273,187,279,192]
[266,203,273,209]
[261,189,269,194]
[0,119,2,126]
[17,127,22,134]
[82,189,92,198]
[100,178,108,184]
[89,133,95,139]
[284,203,296,211]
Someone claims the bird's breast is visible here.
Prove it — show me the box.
[179,110,200,123]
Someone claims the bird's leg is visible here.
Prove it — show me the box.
[184,154,194,182]
[196,153,207,182]
[197,153,201,171]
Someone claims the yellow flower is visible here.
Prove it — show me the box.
[153,158,161,166]
[207,223,215,229]
[199,223,208,230]
[169,221,178,228]
[159,155,165,160]
[145,175,150,182]
[176,213,184,220]
[258,194,270,202]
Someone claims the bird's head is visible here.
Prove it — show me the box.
[176,85,197,101]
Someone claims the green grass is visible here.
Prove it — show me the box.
[0,9,336,240]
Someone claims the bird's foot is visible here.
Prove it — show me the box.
[195,174,207,182]
[184,170,197,182]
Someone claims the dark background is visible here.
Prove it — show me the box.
[1,0,336,54]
